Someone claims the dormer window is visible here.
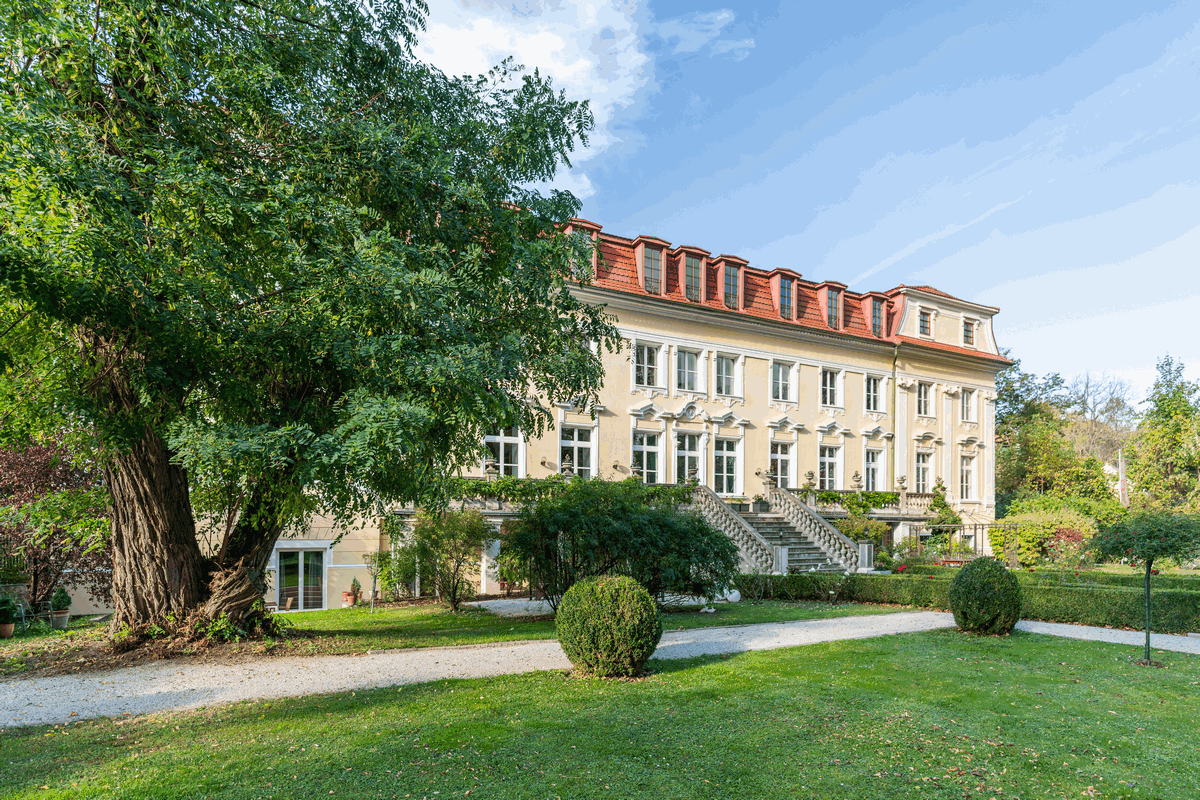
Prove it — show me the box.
[685,255,702,301]
[963,319,975,346]
[780,278,793,320]
[724,266,739,310]
[919,310,932,336]
[872,299,883,336]
[827,289,840,328]
[644,247,662,294]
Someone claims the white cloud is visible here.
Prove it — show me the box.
[414,0,655,197]
[657,10,734,53]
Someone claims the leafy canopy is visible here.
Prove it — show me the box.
[0,0,619,531]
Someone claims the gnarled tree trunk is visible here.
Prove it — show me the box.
[204,477,292,621]
[106,427,206,629]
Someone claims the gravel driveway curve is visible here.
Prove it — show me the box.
[2,611,953,728]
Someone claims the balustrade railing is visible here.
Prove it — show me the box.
[766,484,859,571]
[691,483,779,573]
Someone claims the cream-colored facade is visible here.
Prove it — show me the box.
[266,224,1010,606]
[467,224,1009,526]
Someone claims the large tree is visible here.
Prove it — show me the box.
[0,0,618,629]
[1127,356,1200,509]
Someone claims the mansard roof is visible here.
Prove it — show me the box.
[571,222,1011,365]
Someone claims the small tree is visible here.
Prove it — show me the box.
[1093,511,1200,664]
[407,510,494,612]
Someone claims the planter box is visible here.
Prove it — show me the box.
[730,502,750,513]
[51,610,70,630]
[752,501,770,513]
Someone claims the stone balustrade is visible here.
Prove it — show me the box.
[691,483,778,573]
[766,484,859,571]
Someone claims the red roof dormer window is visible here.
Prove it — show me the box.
[633,235,671,296]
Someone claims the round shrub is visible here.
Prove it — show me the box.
[949,557,1022,635]
[556,575,663,677]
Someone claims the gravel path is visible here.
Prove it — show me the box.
[2,611,952,728]
[4,612,1198,729]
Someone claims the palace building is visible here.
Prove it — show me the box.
[475,219,1009,521]
[260,218,1011,610]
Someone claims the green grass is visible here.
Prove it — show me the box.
[277,599,904,655]
[3,630,1197,799]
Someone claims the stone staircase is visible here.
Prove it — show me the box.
[737,511,846,573]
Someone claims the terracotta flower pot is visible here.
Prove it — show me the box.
[0,622,14,639]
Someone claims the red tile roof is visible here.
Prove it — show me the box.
[577,223,1011,366]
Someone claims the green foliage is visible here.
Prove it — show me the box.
[816,491,899,515]
[555,575,663,677]
[948,557,1022,635]
[1093,511,1200,567]
[504,478,739,610]
[989,508,1098,567]
[349,577,362,596]
[0,0,619,624]
[928,479,962,526]
[50,587,70,612]
[1004,491,1124,529]
[407,509,494,611]
[0,596,15,625]
[447,475,693,506]
[831,514,892,551]
[1127,357,1200,509]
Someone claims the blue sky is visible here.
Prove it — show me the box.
[417,1,1200,398]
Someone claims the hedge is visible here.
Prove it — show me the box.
[902,564,1200,592]
[732,573,1200,634]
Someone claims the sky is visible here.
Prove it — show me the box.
[415,0,1200,400]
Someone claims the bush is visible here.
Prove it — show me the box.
[0,595,16,625]
[406,509,494,611]
[50,587,70,611]
[990,508,1098,566]
[504,478,738,610]
[948,557,1022,634]
[555,575,663,677]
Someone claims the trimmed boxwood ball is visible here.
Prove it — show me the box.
[949,556,1022,635]
[556,575,663,677]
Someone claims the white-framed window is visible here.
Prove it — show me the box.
[918,310,932,337]
[632,431,660,484]
[871,298,884,337]
[827,289,841,329]
[864,449,881,492]
[644,247,662,294]
[820,368,840,407]
[818,445,840,490]
[960,455,974,500]
[685,255,703,302]
[915,452,930,494]
[961,389,974,422]
[714,438,738,494]
[677,350,700,392]
[962,318,976,347]
[865,375,881,412]
[770,441,792,488]
[724,266,739,309]
[634,343,660,388]
[716,355,737,396]
[485,427,524,477]
[277,549,325,611]
[916,382,932,416]
[771,362,792,402]
[560,427,592,478]
[780,278,793,319]
[676,432,701,484]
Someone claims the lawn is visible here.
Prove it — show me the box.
[3,630,1197,798]
[0,599,902,676]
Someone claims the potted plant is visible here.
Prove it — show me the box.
[751,494,770,513]
[342,577,362,608]
[0,596,15,639]
[50,587,72,629]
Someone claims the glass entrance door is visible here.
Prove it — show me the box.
[277,550,325,610]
